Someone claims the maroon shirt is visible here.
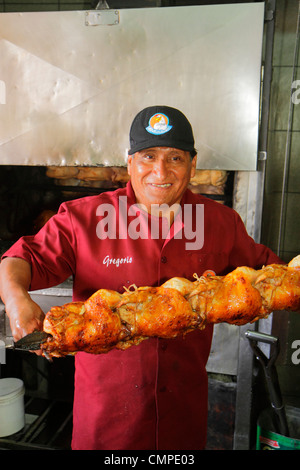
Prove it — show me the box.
[3,182,282,450]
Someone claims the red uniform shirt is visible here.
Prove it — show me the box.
[3,182,282,450]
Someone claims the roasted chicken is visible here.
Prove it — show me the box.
[41,255,300,358]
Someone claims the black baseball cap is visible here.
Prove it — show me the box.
[128,105,196,156]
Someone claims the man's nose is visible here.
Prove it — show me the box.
[152,159,168,178]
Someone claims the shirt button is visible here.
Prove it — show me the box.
[161,256,167,263]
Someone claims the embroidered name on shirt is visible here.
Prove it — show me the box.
[103,255,133,268]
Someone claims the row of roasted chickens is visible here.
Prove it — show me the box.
[41,256,300,358]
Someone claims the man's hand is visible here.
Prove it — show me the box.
[6,293,45,342]
[0,257,44,349]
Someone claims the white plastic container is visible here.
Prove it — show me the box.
[0,378,25,437]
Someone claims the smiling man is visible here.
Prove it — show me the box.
[0,105,282,450]
[128,146,196,211]
[127,106,197,213]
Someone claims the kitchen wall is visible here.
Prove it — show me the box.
[261,0,300,410]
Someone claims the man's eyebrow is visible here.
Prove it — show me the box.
[139,149,157,156]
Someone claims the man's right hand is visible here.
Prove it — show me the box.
[5,293,45,342]
[0,257,44,343]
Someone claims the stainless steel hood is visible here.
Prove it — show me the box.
[0,3,264,170]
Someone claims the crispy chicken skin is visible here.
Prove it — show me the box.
[42,256,300,358]
[117,286,199,338]
[43,290,128,356]
[188,267,264,326]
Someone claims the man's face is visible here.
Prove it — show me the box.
[127,147,197,211]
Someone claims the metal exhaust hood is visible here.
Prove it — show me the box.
[0,3,264,170]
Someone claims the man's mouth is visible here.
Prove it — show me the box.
[149,183,172,188]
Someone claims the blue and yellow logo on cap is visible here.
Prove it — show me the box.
[146,113,172,135]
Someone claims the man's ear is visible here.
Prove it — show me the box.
[127,155,133,176]
[190,154,197,179]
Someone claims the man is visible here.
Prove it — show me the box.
[0,105,282,450]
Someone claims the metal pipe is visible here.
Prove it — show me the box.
[259,0,277,154]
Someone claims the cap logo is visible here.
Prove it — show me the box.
[146,113,172,135]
